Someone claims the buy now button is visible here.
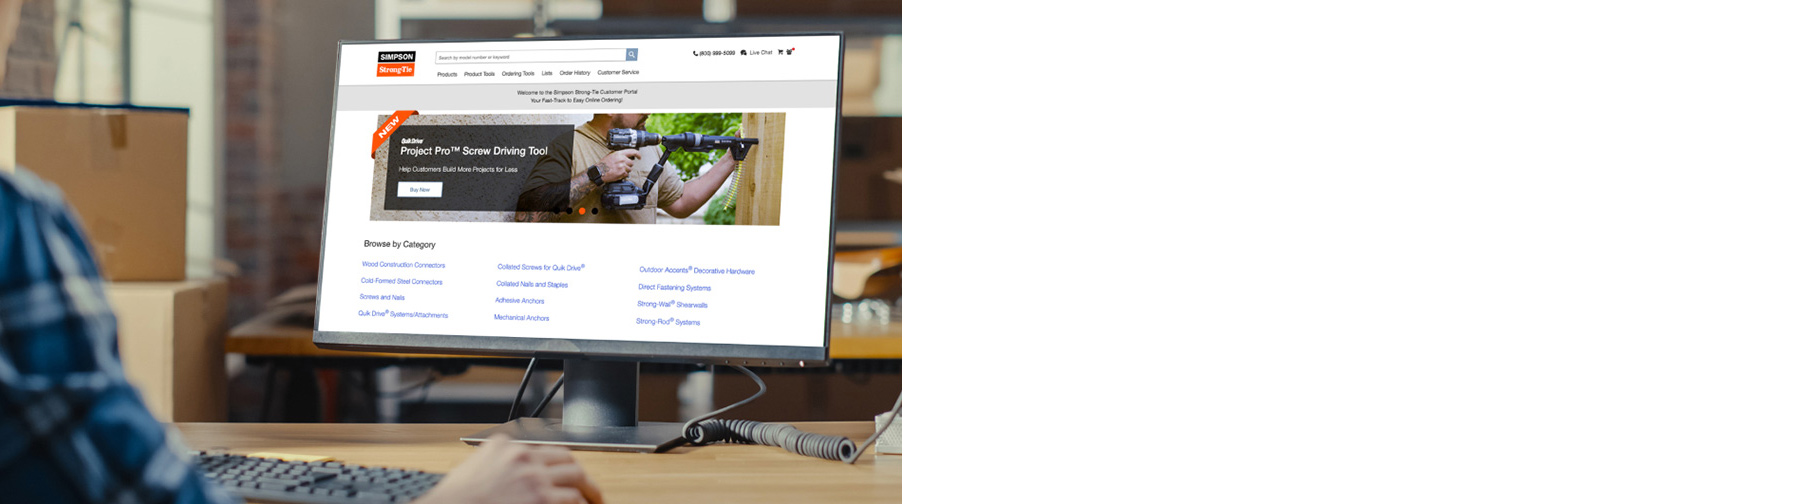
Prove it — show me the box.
[398,182,442,198]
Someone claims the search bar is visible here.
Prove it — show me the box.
[435,48,638,64]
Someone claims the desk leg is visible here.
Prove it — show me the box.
[258,362,321,422]
[318,370,340,422]
[260,362,280,422]
[285,362,321,422]
[376,365,403,423]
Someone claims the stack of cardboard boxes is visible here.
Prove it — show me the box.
[0,104,227,422]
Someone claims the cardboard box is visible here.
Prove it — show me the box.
[108,278,229,422]
[0,104,189,281]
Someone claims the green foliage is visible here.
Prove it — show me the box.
[703,189,736,225]
[645,113,742,180]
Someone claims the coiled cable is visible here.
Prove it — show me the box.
[680,365,901,464]
[680,365,767,437]
[687,418,856,462]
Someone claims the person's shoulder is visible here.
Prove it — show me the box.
[0,166,74,213]
[550,129,576,152]
[0,166,102,279]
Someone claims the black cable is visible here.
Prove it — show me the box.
[376,371,440,398]
[413,377,437,407]
[507,358,541,421]
[680,365,767,437]
[527,373,565,418]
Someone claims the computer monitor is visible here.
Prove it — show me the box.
[312,33,844,452]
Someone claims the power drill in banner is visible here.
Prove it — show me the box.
[599,129,760,210]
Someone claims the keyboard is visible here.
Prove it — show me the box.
[191,451,445,503]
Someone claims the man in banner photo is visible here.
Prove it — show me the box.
[514,113,745,224]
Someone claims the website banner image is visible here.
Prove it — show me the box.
[370,112,785,226]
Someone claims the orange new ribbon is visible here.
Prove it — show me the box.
[371,111,418,158]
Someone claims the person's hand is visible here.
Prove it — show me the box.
[596,149,639,183]
[413,434,605,504]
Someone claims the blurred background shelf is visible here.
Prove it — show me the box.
[226,304,901,360]
[835,221,902,248]
[226,299,901,424]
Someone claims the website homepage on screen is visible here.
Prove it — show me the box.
[315,35,840,349]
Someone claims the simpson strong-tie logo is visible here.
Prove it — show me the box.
[377,51,415,77]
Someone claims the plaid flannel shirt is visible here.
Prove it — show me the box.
[0,168,235,503]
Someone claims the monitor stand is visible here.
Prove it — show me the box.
[460,359,687,453]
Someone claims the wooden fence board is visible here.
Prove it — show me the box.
[736,113,786,225]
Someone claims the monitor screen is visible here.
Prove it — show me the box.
[313,34,842,364]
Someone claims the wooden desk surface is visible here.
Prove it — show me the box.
[227,305,902,360]
[175,422,899,504]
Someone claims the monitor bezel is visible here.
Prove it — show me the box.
[312,32,845,367]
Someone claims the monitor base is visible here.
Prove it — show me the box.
[460,418,688,453]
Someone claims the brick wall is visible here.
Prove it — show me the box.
[0,0,55,98]
[223,0,325,322]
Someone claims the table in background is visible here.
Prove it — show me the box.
[175,422,899,504]
[228,304,901,422]
[227,305,902,359]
